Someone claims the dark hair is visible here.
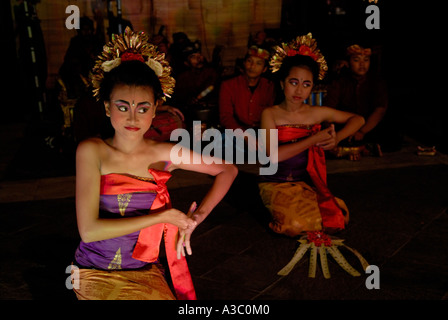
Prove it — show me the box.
[99,60,164,102]
[272,55,320,104]
[277,55,320,83]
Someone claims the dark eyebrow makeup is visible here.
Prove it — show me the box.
[113,100,152,107]
[113,100,130,106]
[289,77,312,83]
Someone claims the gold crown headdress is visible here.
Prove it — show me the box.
[270,33,328,81]
[91,27,175,101]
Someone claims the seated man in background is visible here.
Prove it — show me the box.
[172,42,220,128]
[218,45,275,157]
[219,45,275,131]
[324,45,393,153]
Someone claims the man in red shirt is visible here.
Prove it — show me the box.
[219,46,275,130]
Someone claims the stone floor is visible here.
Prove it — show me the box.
[1,120,447,308]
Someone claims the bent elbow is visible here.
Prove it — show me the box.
[78,228,95,243]
[232,163,238,176]
[358,115,366,126]
[227,163,239,180]
[77,222,101,243]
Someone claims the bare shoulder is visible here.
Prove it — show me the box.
[76,137,110,164]
[76,138,104,154]
[144,139,173,152]
[261,105,280,118]
[143,140,184,171]
[266,105,281,112]
[144,139,177,159]
[75,139,107,179]
[261,106,276,123]
[262,105,286,128]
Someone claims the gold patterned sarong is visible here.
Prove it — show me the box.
[260,124,366,278]
[71,263,176,300]
[259,181,322,236]
[259,181,349,237]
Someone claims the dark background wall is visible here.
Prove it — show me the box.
[2,0,446,152]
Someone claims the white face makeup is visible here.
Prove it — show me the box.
[281,66,314,105]
[105,85,157,137]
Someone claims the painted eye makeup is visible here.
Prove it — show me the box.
[112,100,153,113]
[137,107,150,114]
[115,104,128,112]
[137,102,153,114]
[287,79,312,87]
[288,79,299,86]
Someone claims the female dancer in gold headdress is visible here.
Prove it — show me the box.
[71,27,237,300]
[259,34,368,278]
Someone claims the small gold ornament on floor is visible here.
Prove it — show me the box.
[278,231,370,279]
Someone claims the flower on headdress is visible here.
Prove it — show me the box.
[100,52,163,77]
[121,52,145,63]
[298,46,318,61]
[287,49,299,57]
[287,46,318,61]
[270,33,328,80]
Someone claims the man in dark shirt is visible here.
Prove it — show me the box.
[325,45,388,147]
[172,42,219,127]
